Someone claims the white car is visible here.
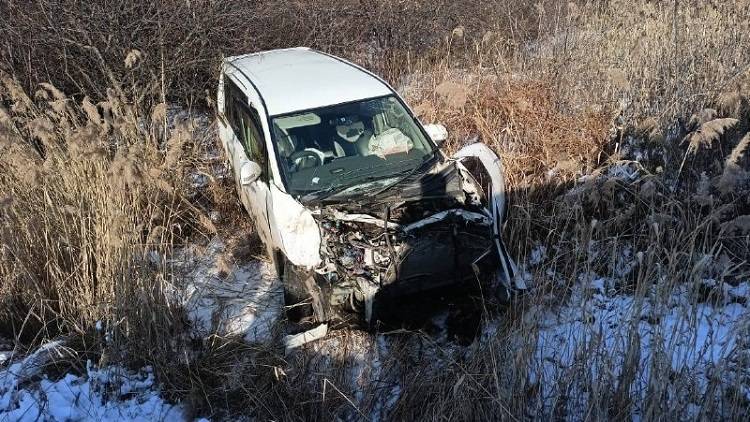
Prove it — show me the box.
[217,47,524,327]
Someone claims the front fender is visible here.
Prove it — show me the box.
[453,143,525,290]
[269,185,322,268]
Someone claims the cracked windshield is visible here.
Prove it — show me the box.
[271,95,435,198]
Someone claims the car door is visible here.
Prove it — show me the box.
[234,105,274,248]
[220,76,273,248]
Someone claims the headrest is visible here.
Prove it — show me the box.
[335,121,365,143]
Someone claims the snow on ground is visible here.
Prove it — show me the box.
[171,237,283,343]
[296,330,405,420]
[528,244,548,266]
[0,342,186,421]
[0,233,282,422]
[163,107,283,343]
[525,274,750,417]
[3,230,749,420]
[166,234,750,418]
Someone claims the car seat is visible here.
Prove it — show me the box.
[334,120,373,157]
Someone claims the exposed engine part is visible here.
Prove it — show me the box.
[281,148,521,327]
[315,203,495,324]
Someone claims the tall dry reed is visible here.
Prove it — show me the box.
[0,73,215,360]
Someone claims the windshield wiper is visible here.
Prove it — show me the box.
[301,157,427,203]
[299,153,434,203]
[300,166,389,202]
[368,155,437,197]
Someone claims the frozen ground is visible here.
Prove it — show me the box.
[3,237,749,420]
[523,275,750,417]
[171,237,283,343]
[0,341,188,421]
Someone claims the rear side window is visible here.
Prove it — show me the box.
[223,78,246,133]
[237,107,268,178]
[223,76,269,180]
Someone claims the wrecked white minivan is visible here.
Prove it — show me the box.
[217,48,524,327]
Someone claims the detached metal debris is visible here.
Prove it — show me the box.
[283,323,328,354]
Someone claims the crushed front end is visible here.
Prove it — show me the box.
[297,145,522,327]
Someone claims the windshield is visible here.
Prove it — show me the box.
[270,95,436,198]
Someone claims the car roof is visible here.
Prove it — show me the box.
[224,48,393,116]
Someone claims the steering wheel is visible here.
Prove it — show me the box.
[290,148,324,170]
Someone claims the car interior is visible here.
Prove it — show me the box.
[271,96,433,194]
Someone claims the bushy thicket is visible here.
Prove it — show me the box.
[1,0,750,420]
[0,72,217,359]
[0,0,542,104]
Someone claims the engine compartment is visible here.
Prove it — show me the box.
[308,161,498,324]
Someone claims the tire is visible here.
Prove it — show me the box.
[271,250,284,280]
[281,258,315,324]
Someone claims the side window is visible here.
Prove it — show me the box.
[237,106,268,180]
[223,78,244,134]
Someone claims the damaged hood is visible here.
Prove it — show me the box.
[309,160,471,223]
[275,142,523,325]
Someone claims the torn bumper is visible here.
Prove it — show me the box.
[293,143,523,325]
[314,208,497,324]
[453,142,525,292]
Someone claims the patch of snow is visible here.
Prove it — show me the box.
[606,161,640,181]
[729,281,750,302]
[302,331,404,422]
[613,245,637,277]
[0,359,185,421]
[189,173,211,190]
[369,335,402,422]
[528,276,750,418]
[173,237,283,343]
[0,340,66,388]
[529,245,547,266]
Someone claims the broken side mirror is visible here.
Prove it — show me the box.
[424,123,448,146]
[240,161,262,185]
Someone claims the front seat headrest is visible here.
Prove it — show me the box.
[335,121,365,144]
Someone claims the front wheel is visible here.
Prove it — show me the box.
[280,257,327,329]
[282,261,313,323]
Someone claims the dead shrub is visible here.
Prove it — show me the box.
[0,74,214,359]
[404,69,610,189]
[0,0,529,103]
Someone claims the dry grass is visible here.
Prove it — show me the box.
[404,68,611,189]
[1,0,750,420]
[0,72,217,360]
[518,0,750,126]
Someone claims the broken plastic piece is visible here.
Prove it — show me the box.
[453,143,526,291]
[403,208,490,232]
[284,323,328,354]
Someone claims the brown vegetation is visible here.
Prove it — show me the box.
[2,0,750,420]
[0,72,217,359]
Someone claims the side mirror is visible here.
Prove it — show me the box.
[240,161,262,185]
[424,123,448,145]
